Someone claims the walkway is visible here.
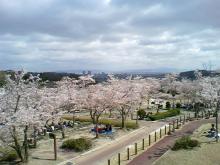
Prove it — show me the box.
[128,118,215,165]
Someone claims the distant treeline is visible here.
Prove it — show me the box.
[114,73,166,79]
[30,72,80,81]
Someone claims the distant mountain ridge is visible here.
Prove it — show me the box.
[1,69,219,83]
[113,67,180,74]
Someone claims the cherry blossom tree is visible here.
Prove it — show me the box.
[145,78,166,112]
[108,76,144,129]
[79,83,115,138]
[199,77,220,108]
[0,71,60,162]
[178,79,202,107]
[161,73,181,109]
[197,74,220,141]
[56,77,79,138]
[56,75,96,137]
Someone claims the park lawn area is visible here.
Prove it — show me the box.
[26,125,133,165]
[153,123,220,165]
[62,115,139,129]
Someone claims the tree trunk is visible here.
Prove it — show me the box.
[95,123,99,138]
[95,116,100,138]
[121,111,126,129]
[72,114,75,127]
[14,95,21,113]
[136,111,138,126]
[90,111,96,124]
[23,125,29,162]
[109,110,112,118]
[11,126,24,162]
[33,126,37,148]
[61,125,65,139]
[147,99,150,109]
[43,128,47,136]
[192,102,195,112]
[172,97,175,110]
[156,105,159,113]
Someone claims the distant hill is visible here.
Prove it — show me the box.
[30,72,80,82]
[1,70,80,82]
[179,70,220,80]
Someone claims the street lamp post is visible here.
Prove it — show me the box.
[216,105,218,142]
[49,133,57,160]
[216,90,220,142]
[72,110,75,127]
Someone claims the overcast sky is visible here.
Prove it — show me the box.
[0,0,220,72]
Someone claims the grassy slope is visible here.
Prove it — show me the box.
[154,123,220,165]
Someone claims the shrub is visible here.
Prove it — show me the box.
[148,109,180,121]
[188,139,200,148]
[172,136,190,150]
[172,136,199,151]
[62,116,138,129]
[0,71,6,87]
[213,111,217,117]
[61,138,92,152]
[137,109,146,120]
[0,147,17,162]
[166,102,171,109]
[158,105,163,109]
[99,119,138,129]
[176,103,181,109]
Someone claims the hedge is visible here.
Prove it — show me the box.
[172,136,200,150]
[62,115,138,129]
[137,109,146,120]
[148,109,180,121]
[0,147,17,162]
[61,138,92,152]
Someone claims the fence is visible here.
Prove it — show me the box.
[107,113,200,165]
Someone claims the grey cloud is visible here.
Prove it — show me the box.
[0,0,220,71]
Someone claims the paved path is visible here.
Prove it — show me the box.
[128,118,215,165]
[58,121,167,165]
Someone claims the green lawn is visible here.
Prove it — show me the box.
[154,123,220,165]
[62,115,139,129]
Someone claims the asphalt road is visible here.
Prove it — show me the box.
[58,121,167,165]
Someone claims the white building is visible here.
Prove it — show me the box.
[149,98,167,109]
